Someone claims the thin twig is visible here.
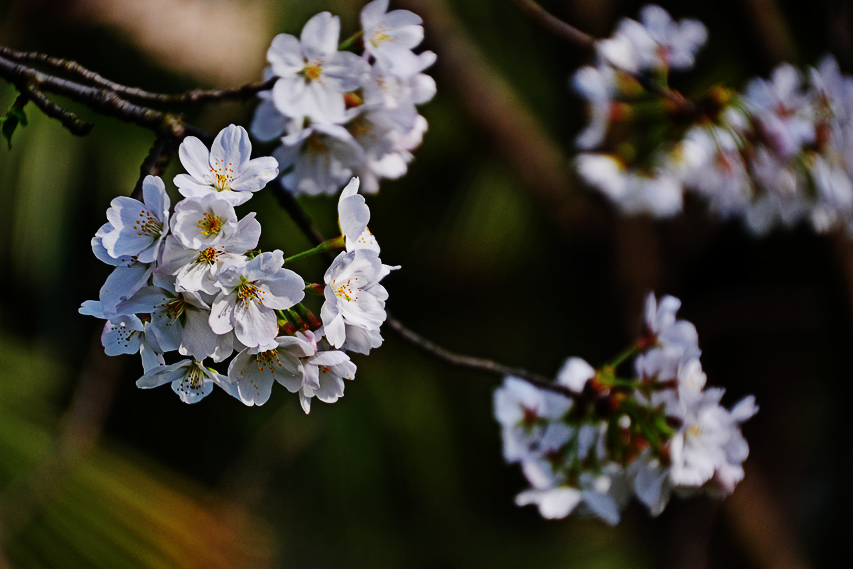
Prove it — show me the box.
[385,315,577,398]
[131,132,181,200]
[511,0,596,49]
[13,87,93,135]
[0,45,275,106]
[0,53,182,135]
[509,0,697,115]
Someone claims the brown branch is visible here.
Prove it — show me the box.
[511,0,596,49]
[0,45,275,106]
[0,52,182,135]
[385,315,577,397]
[131,132,181,200]
[13,87,93,135]
[509,0,697,115]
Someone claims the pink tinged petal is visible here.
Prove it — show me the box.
[322,308,346,350]
[228,350,275,406]
[79,300,105,319]
[174,174,216,198]
[383,10,423,29]
[731,395,758,423]
[267,33,304,76]
[179,308,218,361]
[178,136,215,185]
[361,0,389,30]
[301,12,340,60]
[92,224,121,266]
[137,359,191,389]
[516,488,582,519]
[580,489,621,525]
[315,374,345,403]
[341,323,382,354]
[376,47,424,79]
[141,175,169,220]
[323,52,370,92]
[139,335,165,373]
[171,373,215,404]
[176,261,216,295]
[271,352,305,393]
[410,73,436,105]
[338,178,370,242]
[233,300,278,348]
[210,124,251,172]
[103,198,156,259]
[209,293,236,335]
[305,80,345,123]
[230,156,279,192]
[556,357,596,392]
[100,262,152,314]
[158,236,198,275]
[299,393,312,414]
[227,214,262,254]
[251,98,288,142]
[117,286,171,315]
[151,314,182,353]
[258,271,306,309]
[272,76,309,118]
[102,315,144,356]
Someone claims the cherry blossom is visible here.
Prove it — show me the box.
[174,125,278,206]
[209,250,305,348]
[268,12,369,123]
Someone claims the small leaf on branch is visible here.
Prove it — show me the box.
[0,94,29,149]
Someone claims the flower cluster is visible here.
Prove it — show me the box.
[81,125,396,412]
[251,0,435,196]
[574,5,853,235]
[495,293,756,523]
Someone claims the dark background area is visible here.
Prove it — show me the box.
[0,0,851,567]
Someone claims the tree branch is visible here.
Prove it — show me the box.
[509,0,697,115]
[0,45,275,106]
[385,315,577,398]
[131,132,181,200]
[13,87,92,135]
[510,0,596,49]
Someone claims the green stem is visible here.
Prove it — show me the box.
[339,30,364,51]
[283,235,345,265]
[608,343,641,369]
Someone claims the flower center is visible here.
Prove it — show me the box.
[256,348,281,373]
[197,247,222,265]
[301,61,324,81]
[305,132,330,155]
[348,116,372,139]
[332,277,357,302]
[197,212,224,237]
[132,209,163,237]
[177,365,205,396]
[210,159,235,191]
[237,278,265,308]
[370,27,392,46]
[163,297,186,322]
[686,423,704,440]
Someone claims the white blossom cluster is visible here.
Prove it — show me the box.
[80,125,396,413]
[495,293,757,524]
[251,0,435,196]
[574,5,853,235]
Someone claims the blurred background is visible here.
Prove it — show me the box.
[0,0,851,567]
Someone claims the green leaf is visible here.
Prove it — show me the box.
[0,95,29,150]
